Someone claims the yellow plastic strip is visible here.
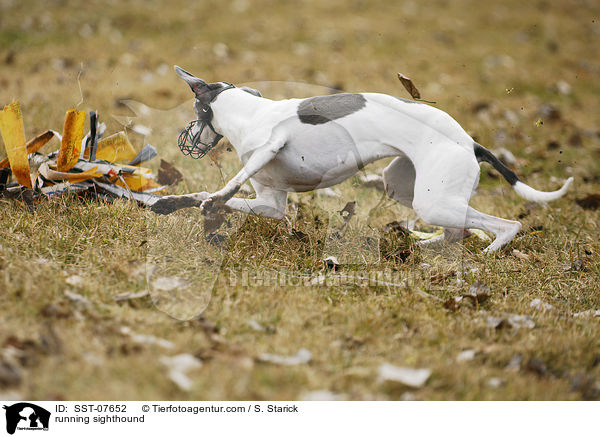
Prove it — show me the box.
[0,130,55,169]
[0,101,32,188]
[94,131,136,163]
[56,109,86,171]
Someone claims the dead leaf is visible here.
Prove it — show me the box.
[524,358,548,377]
[323,256,340,271]
[378,363,431,388]
[291,228,308,242]
[571,259,588,272]
[159,353,202,391]
[257,348,312,366]
[151,276,188,292]
[0,359,22,388]
[64,290,92,311]
[339,201,356,223]
[529,298,554,312]
[487,314,535,330]
[464,282,490,305]
[487,377,504,388]
[359,173,384,191]
[576,194,600,210]
[120,326,174,349]
[65,274,85,287]
[39,303,72,319]
[247,320,265,332]
[444,282,490,310]
[512,249,531,261]
[157,159,183,186]
[505,353,523,372]
[203,207,230,234]
[397,73,421,99]
[114,290,149,302]
[573,309,600,318]
[300,390,347,401]
[456,349,476,362]
[39,322,62,355]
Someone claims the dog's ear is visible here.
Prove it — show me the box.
[240,86,262,98]
[174,65,208,96]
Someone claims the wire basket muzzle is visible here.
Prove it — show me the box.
[177,119,223,159]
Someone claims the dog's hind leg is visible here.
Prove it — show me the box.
[410,145,520,252]
[383,154,472,244]
[464,207,521,253]
[222,178,288,220]
[382,154,416,208]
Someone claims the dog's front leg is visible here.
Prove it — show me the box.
[201,138,286,212]
[150,191,210,215]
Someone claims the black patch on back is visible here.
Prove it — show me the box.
[474,142,519,186]
[298,93,367,125]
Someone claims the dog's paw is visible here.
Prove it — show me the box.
[150,194,206,215]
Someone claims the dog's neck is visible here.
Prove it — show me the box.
[210,88,271,147]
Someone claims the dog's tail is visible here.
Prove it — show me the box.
[473,142,573,203]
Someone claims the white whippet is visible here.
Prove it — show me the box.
[151,66,573,253]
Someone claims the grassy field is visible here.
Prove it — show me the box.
[1,0,599,400]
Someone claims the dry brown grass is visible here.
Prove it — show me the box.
[1,0,599,400]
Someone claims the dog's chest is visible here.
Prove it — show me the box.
[251,121,383,191]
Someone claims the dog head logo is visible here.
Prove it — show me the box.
[3,403,50,435]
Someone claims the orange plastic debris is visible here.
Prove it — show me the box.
[92,131,137,163]
[39,162,102,183]
[0,101,32,188]
[115,173,163,192]
[56,109,86,171]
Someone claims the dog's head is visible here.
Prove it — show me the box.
[174,65,234,158]
[174,65,262,158]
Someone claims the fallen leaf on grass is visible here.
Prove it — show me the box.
[151,276,189,292]
[339,201,356,223]
[359,173,384,191]
[39,303,72,319]
[524,358,548,377]
[530,298,554,312]
[157,159,183,186]
[64,290,92,311]
[456,349,476,362]
[247,320,265,332]
[512,249,531,261]
[257,348,312,366]
[323,256,340,271]
[444,282,490,310]
[300,390,347,401]
[487,377,504,388]
[120,326,174,349]
[39,322,62,355]
[159,354,202,391]
[378,363,431,388]
[505,354,523,372]
[570,259,588,272]
[576,194,600,210]
[573,309,600,318]
[487,314,535,330]
[65,275,85,287]
[114,290,149,302]
[0,359,21,388]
